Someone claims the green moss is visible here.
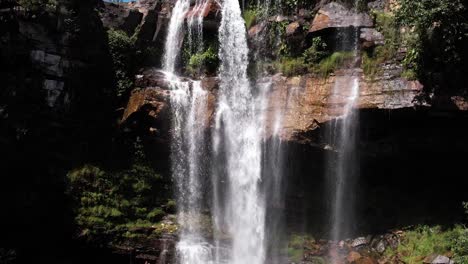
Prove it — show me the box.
[401,69,417,80]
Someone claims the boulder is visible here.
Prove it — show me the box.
[122,68,217,134]
[351,237,369,248]
[424,255,451,264]
[286,21,301,36]
[360,28,385,48]
[347,251,362,263]
[100,2,144,35]
[263,68,424,141]
[309,2,373,33]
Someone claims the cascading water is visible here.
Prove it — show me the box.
[164,0,288,262]
[211,0,267,262]
[328,0,361,254]
[164,1,214,263]
[187,0,210,54]
[329,75,360,243]
[163,0,190,74]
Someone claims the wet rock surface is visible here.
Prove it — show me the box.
[309,2,373,33]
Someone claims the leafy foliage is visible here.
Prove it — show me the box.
[395,0,468,94]
[383,225,468,264]
[107,29,136,98]
[67,139,172,244]
[287,234,315,263]
[452,227,468,263]
[187,46,219,76]
[303,37,329,65]
[362,12,401,79]
[18,0,57,13]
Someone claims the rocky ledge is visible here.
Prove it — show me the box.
[121,64,426,142]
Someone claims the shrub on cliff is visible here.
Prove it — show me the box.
[187,46,219,76]
[107,29,136,98]
[18,0,57,13]
[396,0,468,94]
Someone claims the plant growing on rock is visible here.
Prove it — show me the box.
[303,37,329,65]
[67,139,171,244]
[243,8,259,29]
[18,0,57,13]
[315,51,354,77]
[187,46,219,76]
[107,29,137,98]
[395,0,468,94]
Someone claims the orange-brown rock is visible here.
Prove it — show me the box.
[121,87,170,125]
[263,68,423,140]
[309,2,373,33]
[122,69,217,133]
[347,251,362,263]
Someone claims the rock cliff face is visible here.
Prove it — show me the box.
[1,0,466,263]
[115,1,468,253]
[0,1,116,262]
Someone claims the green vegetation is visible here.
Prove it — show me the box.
[275,57,307,77]
[18,0,57,13]
[187,46,219,75]
[395,0,468,94]
[362,12,400,79]
[384,225,468,264]
[67,139,172,244]
[243,8,259,29]
[275,51,353,77]
[107,29,137,98]
[316,51,354,77]
[303,37,330,65]
[67,163,171,242]
[273,37,351,77]
[401,69,417,80]
[355,0,369,13]
[287,234,315,262]
[386,226,458,263]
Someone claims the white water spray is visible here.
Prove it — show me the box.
[212,0,266,262]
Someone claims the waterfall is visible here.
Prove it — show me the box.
[164,1,214,263]
[187,0,210,54]
[163,0,287,262]
[329,75,360,243]
[163,0,190,74]
[328,0,361,251]
[212,0,266,262]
